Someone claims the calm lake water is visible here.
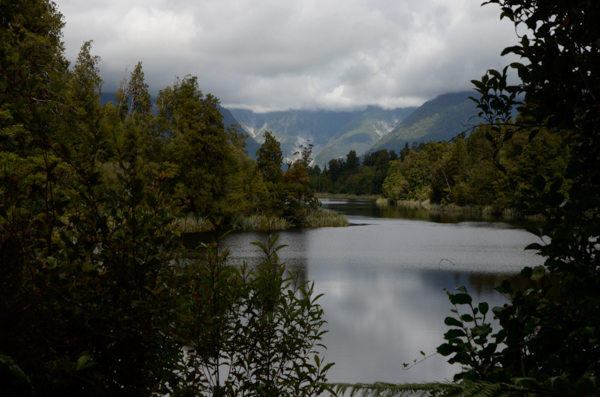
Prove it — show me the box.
[185,199,545,385]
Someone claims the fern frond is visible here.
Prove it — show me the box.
[329,381,456,397]
[329,380,545,397]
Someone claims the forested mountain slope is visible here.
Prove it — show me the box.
[219,107,261,158]
[369,92,482,153]
[229,107,414,165]
[313,106,415,166]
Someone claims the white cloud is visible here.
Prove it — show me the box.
[57,0,519,112]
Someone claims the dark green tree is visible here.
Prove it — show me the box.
[127,61,152,117]
[70,40,103,121]
[345,150,360,172]
[257,131,284,184]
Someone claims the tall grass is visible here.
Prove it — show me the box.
[377,198,433,210]
[231,215,290,231]
[302,208,349,227]
[380,198,541,219]
[316,193,381,200]
[174,210,349,233]
[174,214,212,233]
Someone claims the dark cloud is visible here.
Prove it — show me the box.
[57,0,519,111]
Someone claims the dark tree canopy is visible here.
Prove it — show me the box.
[256,131,284,184]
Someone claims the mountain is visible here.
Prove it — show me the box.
[368,92,482,153]
[228,109,365,163]
[228,107,415,166]
[313,106,415,166]
[219,107,261,159]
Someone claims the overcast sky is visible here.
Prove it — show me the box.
[56,0,519,112]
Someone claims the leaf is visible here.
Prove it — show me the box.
[437,343,459,356]
[450,293,472,305]
[525,243,543,251]
[478,302,489,315]
[445,317,463,327]
[460,314,474,322]
[472,324,492,336]
[76,354,91,371]
[520,267,533,279]
[250,241,268,255]
[531,265,546,281]
[444,329,466,339]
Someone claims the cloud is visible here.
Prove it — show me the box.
[57,0,519,112]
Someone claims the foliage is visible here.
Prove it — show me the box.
[0,1,336,394]
[257,131,284,184]
[177,234,334,397]
[335,0,600,395]
[312,149,397,196]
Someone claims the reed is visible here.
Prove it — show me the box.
[315,193,382,200]
[302,208,349,227]
[174,214,212,233]
[231,215,290,230]
[383,199,542,219]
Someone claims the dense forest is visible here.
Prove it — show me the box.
[312,121,568,215]
[0,0,336,395]
[1,1,343,232]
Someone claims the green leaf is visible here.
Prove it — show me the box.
[76,354,91,371]
[478,302,489,315]
[437,343,459,356]
[520,267,533,279]
[445,317,463,327]
[472,324,492,337]
[449,293,472,305]
[524,243,543,251]
[460,314,474,322]
[444,329,466,339]
[531,265,546,281]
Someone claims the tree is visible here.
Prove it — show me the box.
[345,150,360,173]
[159,75,233,215]
[257,131,284,184]
[294,140,314,167]
[70,41,103,121]
[127,61,152,117]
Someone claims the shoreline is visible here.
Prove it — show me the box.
[175,207,349,233]
[316,193,545,221]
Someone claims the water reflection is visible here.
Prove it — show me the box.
[323,198,541,228]
[183,199,545,385]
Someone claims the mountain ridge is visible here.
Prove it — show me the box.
[368,91,482,153]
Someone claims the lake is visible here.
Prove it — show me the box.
[184,198,545,385]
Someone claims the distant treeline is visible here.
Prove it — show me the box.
[311,121,568,212]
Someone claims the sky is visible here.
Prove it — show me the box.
[56,0,520,112]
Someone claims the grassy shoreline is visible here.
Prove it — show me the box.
[315,193,381,200]
[316,193,543,220]
[377,198,544,219]
[175,208,349,233]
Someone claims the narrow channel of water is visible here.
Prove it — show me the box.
[184,199,546,385]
